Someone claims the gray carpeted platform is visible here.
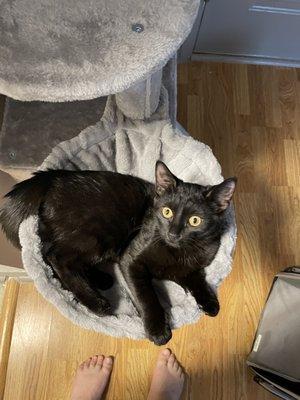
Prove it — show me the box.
[0,97,107,169]
[0,0,200,101]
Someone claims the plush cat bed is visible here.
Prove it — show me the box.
[18,93,237,339]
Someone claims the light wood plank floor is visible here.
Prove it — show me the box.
[1,62,300,399]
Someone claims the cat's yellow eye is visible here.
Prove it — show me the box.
[189,216,202,227]
[162,207,173,219]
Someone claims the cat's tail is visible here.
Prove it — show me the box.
[0,171,53,248]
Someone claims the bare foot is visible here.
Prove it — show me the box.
[147,349,185,400]
[70,355,113,400]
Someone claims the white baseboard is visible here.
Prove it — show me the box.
[191,52,300,68]
[0,264,31,282]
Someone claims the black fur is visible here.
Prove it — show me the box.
[0,162,236,345]
[0,171,54,247]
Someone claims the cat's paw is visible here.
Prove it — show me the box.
[201,298,220,317]
[87,297,112,316]
[146,323,172,346]
[99,297,112,315]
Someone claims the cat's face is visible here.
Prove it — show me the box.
[153,161,236,248]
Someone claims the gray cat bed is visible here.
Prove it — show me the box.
[18,91,237,339]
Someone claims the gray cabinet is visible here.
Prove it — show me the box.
[181,0,300,66]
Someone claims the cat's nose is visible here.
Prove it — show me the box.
[168,232,181,241]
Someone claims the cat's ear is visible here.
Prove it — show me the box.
[205,178,237,212]
[155,161,178,196]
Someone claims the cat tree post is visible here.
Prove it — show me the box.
[0,0,237,340]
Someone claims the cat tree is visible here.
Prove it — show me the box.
[0,0,237,339]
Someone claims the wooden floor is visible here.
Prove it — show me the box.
[1,62,300,399]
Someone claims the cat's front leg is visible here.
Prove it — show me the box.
[123,264,172,346]
[183,270,220,317]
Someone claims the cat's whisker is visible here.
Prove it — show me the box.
[151,235,163,247]
[187,237,205,248]
[185,239,202,253]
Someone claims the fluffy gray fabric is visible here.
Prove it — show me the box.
[0,0,200,101]
[18,90,237,339]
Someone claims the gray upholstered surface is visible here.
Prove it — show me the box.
[0,0,200,101]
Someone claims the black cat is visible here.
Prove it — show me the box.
[0,162,236,345]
